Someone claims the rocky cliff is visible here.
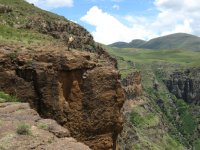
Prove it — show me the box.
[0,44,125,149]
[0,0,125,149]
[117,71,144,149]
[0,0,117,68]
[121,71,142,100]
[164,68,200,104]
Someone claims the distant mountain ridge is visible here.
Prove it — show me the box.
[109,33,200,51]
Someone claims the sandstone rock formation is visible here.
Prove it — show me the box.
[117,71,144,149]
[164,68,200,104]
[0,102,91,150]
[0,1,125,149]
[121,71,142,100]
[0,44,125,150]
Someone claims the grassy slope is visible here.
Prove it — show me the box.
[109,39,146,48]
[106,46,200,149]
[0,0,67,26]
[109,42,128,48]
[142,33,200,51]
[0,0,63,46]
[0,24,56,46]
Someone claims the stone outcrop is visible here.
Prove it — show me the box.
[25,17,94,50]
[0,45,125,150]
[117,71,143,149]
[0,4,12,13]
[0,102,91,150]
[23,17,117,68]
[121,71,142,100]
[0,1,117,68]
[164,68,200,104]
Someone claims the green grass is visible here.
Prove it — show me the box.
[194,139,200,150]
[0,91,18,103]
[0,0,73,46]
[0,0,68,27]
[161,134,185,150]
[130,106,160,129]
[175,99,196,137]
[0,25,55,45]
[16,123,31,135]
[106,47,200,67]
[38,123,49,130]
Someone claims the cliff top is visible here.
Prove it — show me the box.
[0,102,91,150]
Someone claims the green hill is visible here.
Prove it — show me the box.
[128,39,146,48]
[109,41,129,48]
[109,39,146,48]
[109,33,200,51]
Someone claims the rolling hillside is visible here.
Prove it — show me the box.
[109,39,146,48]
[109,33,200,51]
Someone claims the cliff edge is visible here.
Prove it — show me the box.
[0,0,125,149]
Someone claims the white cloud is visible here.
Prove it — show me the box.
[81,0,200,44]
[81,6,157,44]
[153,0,200,35]
[26,0,73,9]
[112,4,120,10]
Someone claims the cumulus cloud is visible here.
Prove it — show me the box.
[81,0,200,44]
[154,0,200,35]
[81,6,157,44]
[26,0,73,9]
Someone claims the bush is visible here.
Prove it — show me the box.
[16,123,31,135]
[38,123,48,130]
[0,91,18,102]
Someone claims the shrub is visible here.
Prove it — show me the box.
[16,123,31,135]
[38,123,48,130]
[0,91,18,102]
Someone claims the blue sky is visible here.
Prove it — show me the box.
[26,0,200,44]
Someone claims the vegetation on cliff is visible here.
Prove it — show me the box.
[0,91,18,102]
[106,45,200,149]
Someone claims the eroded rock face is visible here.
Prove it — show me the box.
[25,18,94,50]
[121,71,142,100]
[0,47,125,150]
[23,17,118,68]
[117,71,143,149]
[164,68,200,104]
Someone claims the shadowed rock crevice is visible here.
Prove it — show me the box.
[15,68,45,114]
[164,68,200,104]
